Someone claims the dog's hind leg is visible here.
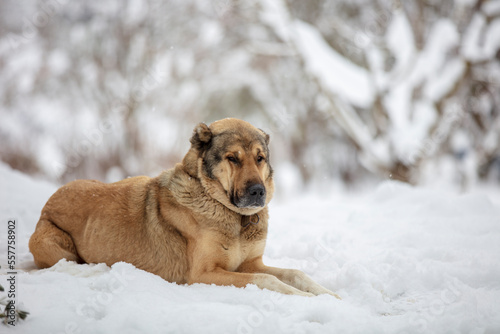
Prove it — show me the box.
[29,218,83,268]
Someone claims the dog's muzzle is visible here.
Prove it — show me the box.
[233,184,266,208]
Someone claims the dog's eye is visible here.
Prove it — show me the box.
[257,156,265,163]
[227,156,237,163]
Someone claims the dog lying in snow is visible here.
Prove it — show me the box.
[30,118,339,298]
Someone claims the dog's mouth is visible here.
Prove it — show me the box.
[231,184,266,208]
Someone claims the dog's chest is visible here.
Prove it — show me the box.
[240,224,265,241]
[224,235,266,272]
[220,225,265,272]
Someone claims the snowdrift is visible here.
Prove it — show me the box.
[1,162,499,333]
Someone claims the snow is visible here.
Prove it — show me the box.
[385,10,415,82]
[292,20,374,108]
[380,14,467,163]
[483,0,500,16]
[259,0,291,43]
[1,162,500,333]
[199,20,223,46]
[462,13,500,62]
[423,58,465,102]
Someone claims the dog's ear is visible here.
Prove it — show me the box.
[259,129,270,146]
[183,123,212,177]
[190,123,212,150]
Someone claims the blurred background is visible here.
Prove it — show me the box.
[1,0,499,194]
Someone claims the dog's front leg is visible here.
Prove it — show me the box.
[238,258,341,299]
[188,233,313,296]
[263,266,341,299]
[188,267,313,296]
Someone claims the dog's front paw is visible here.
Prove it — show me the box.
[325,291,342,299]
[308,285,342,299]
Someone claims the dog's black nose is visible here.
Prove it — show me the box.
[247,184,266,206]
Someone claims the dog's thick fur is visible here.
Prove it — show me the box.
[29,118,339,297]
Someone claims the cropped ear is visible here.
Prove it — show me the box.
[190,123,212,150]
[259,128,270,146]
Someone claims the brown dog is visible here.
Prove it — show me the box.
[29,118,339,298]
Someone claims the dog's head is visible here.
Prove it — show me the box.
[183,118,274,215]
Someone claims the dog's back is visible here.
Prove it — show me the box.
[29,175,189,283]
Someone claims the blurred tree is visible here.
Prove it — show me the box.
[0,0,498,189]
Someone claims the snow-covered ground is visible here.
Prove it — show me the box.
[1,162,499,333]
